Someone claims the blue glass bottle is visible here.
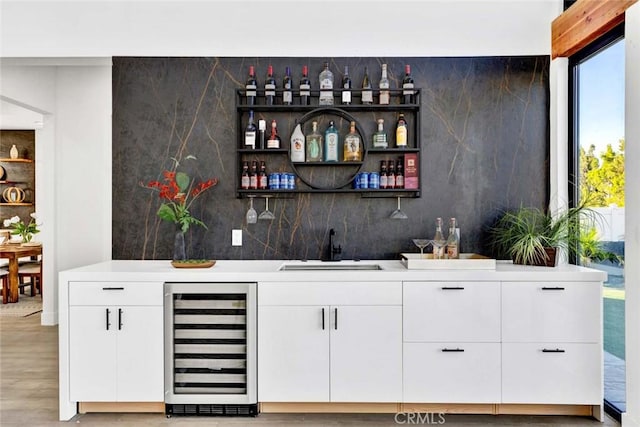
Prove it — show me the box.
[324,120,339,162]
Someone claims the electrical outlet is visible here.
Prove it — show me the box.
[232,229,242,246]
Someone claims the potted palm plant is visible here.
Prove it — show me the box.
[488,200,598,267]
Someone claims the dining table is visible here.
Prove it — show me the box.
[0,243,42,303]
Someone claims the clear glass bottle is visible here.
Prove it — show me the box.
[343,121,362,161]
[266,119,281,149]
[282,66,293,105]
[372,118,388,148]
[265,65,276,106]
[361,66,373,105]
[342,65,352,105]
[290,123,306,162]
[395,113,408,147]
[245,65,257,105]
[319,61,334,105]
[446,217,460,259]
[300,65,311,106]
[402,64,415,104]
[324,120,339,162]
[379,64,390,105]
[244,110,257,149]
[433,217,445,258]
[306,121,323,162]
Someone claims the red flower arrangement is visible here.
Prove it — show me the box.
[146,157,218,233]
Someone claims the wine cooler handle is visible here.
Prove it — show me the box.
[334,308,338,330]
[118,308,123,330]
[321,308,325,330]
[105,308,111,330]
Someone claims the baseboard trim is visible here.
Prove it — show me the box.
[40,309,56,326]
[622,412,640,427]
[78,402,164,414]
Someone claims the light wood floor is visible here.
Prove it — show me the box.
[0,315,621,426]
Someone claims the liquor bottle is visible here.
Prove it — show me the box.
[361,66,373,105]
[249,160,258,190]
[387,160,396,189]
[343,121,362,161]
[319,61,334,105]
[258,161,268,190]
[372,118,388,148]
[379,160,388,189]
[290,123,306,162]
[258,119,267,149]
[341,65,352,105]
[433,217,445,258]
[267,120,281,149]
[244,110,257,149]
[402,64,415,104]
[265,65,276,106]
[300,65,311,106]
[282,66,293,105]
[245,65,257,105]
[306,121,323,162]
[241,161,250,189]
[395,158,404,189]
[446,217,460,259]
[395,113,408,147]
[379,64,390,105]
[324,120,339,162]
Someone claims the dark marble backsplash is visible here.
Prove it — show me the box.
[112,56,549,260]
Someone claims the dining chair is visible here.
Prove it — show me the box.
[1,269,8,304]
[18,261,42,297]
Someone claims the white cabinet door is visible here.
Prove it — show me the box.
[404,342,501,403]
[404,282,501,342]
[69,306,117,401]
[116,306,164,401]
[502,281,601,343]
[502,343,601,404]
[258,306,330,402]
[330,306,402,402]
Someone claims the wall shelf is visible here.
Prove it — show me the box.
[0,158,33,163]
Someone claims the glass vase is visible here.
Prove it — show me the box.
[173,228,186,261]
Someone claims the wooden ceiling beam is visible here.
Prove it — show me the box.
[552,0,637,59]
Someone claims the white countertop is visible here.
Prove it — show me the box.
[59,259,608,283]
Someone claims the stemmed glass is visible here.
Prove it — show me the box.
[389,196,408,220]
[259,196,275,221]
[246,196,257,224]
[412,239,431,255]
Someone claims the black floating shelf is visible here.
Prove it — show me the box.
[237,188,420,198]
[292,161,363,167]
[238,149,288,154]
[367,148,420,153]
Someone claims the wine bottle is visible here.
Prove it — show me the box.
[267,119,281,149]
[258,119,267,149]
[379,160,388,189]
[372,118,388,148]
[249,160,258,190]
[387,160,396,189]
[324,120,339,162]
[306,121,323,162]
[343,121,362,161]
[290,123,306,162]
[244,110,257,149]
[265,65,276,106]
[241,161,250,189]
[379,64,390,105]
[402,64,415,104]
[282,66,293,105]
[245,65,257,105]
[395,158,404,189]
[258,161,268,190]
[361,66,373,105]
[395,113,408,147]
[446,217,460,259]
[342,65,352,105]
[319,61,334,105]
[300,65,311,106]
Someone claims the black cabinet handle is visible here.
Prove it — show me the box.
[441,286,465,290]
[541,287,565,291]
[102,287,125,291]
[321,308,325,330]
[442,348,465,352]
[105,308,111,330]
[118,308,123,330]
[334,308,338,330]
[542,348,566,353]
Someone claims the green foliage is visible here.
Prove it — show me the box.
[579,227,623,265]
[579,139,625,207]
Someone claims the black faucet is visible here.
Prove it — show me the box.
[327,228,342,261]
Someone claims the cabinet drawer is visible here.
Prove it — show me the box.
[69,282,164,306]
[403,282,500,342]
[502,343,601,404]
[258,282,401,306]
[502,282,601,343]
[403,342,501,403]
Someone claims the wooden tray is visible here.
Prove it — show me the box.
[400,253,496,270]
[171,260,216,269]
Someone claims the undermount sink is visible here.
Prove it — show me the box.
[278,260,383,271]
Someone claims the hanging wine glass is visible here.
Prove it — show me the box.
[259,196,275,221]
[246,196,257,224]
[389,196,408,220]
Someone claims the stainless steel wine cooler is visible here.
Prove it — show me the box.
[164,282,257,416]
